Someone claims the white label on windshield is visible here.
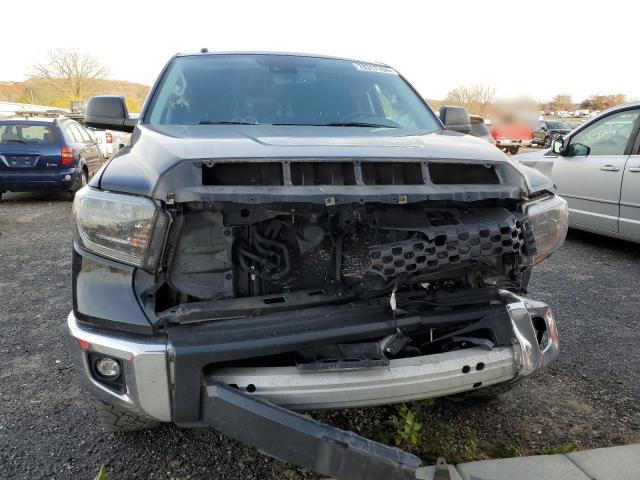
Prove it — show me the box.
[353,62,397,74]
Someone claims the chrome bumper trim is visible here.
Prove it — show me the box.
[66,312,171,421]
[500,290,560,377]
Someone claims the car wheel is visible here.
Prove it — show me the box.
[69,169,88,200]
[543,136,551,148]
[508,146,519,155]
[94,399,159,432]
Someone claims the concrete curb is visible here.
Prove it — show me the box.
[415,443,640,480]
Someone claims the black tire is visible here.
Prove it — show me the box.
[69,169,88,200]
[508,146,519,155]
[543,136,551,148]
[94,399,159,432]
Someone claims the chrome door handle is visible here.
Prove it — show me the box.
[629,167,640,173]
[600,165,620,172]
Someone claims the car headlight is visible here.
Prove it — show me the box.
[523,194,568,265]
[73,188,169,270]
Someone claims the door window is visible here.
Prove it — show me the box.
[66,125,81,143]
[568,110,640,156]
[75,124,93,143]
[69,124,90,143]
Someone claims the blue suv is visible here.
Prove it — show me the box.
[0,116,103,200]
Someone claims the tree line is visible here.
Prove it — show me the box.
[431,85,630,116]
[546,93,627,112]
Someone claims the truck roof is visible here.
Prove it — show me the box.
[175,51,391,68]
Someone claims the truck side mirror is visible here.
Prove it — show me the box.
[85,96,137,133]
[439,105,471,134]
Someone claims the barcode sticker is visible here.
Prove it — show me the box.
[353,62,397,74]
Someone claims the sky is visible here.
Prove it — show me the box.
[2,0,638,103]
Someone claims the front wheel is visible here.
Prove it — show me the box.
[69,169,88,200]
[543,136,552,148]
[508,146,519,155]
[94,399,159,432]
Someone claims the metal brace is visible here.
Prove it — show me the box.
[433,458,452,480]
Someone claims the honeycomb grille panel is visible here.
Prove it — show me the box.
[368,216,531,279]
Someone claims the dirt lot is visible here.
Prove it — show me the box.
[1,190,639,479]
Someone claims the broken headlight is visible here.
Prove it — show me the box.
[523,194,568,265]
[73,188,168,270]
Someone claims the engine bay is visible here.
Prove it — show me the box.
[154,200,534,325]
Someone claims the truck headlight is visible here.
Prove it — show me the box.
[523,194,568,265]
[73,188,168,270]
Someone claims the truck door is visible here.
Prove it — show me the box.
[551,109,640,233]
[619,119,640,238]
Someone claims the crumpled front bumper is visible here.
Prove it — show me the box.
[66,290,559,479]
[204,291,559,409]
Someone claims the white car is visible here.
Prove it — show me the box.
[514,102,640,243]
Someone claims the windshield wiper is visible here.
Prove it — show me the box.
[323,122,398,128]
[197,120,258,125]
[273,122,398,128]
[2,139,26,144]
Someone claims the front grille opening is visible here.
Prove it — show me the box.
[429,163,500,185]
[290,162,356,185]
[362,162,423,185]
[202,162,284,186]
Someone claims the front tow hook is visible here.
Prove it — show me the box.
[201,383,421,480]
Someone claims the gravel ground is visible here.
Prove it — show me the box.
[1,190,639,479]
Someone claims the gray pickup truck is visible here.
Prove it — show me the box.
[68,52,568,479]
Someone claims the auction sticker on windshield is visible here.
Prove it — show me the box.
[353,62,397,74]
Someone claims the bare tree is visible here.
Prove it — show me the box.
[443,84,496,115]
[31,49,109,100]
[549,93,573,112]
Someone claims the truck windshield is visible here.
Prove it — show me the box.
[146,54,440,134]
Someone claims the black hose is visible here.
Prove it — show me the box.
[237,247,268,266]
[251,228,291,280]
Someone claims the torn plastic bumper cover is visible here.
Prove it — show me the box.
[202,383,421,480]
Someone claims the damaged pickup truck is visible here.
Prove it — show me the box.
[68,52,568,479]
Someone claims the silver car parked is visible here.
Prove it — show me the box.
[514,102,640,242]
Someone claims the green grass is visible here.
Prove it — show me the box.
[373,401,582,465]
[541,442,579,455]
[374,401,485,464]
[94,465,107,480]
